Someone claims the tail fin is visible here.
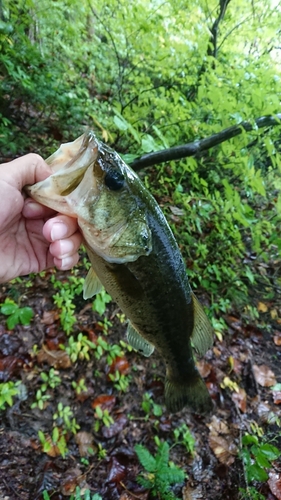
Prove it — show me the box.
[165,372,213,414]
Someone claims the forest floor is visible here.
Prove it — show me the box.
[0,260,280,500]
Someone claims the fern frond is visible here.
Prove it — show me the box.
[136,475,154,489]
[155,441,169,470]
[135,444,156,472]
[158,467,185,485]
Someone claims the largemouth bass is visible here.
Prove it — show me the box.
[26,131,213,414]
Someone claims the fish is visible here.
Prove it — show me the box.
[25,131,214,414]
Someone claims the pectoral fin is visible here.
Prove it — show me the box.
[190,293,213,357]
[83,267,103,299]
[126,323,154,357]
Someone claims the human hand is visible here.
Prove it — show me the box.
[0,153,83,283]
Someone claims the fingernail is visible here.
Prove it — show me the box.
[60,256,74,270]
[24,201,44,217]
[51,222,68,241]
[58,239,74,257]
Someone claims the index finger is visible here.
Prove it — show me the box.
[1,153,51,190]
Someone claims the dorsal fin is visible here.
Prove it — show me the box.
[190,293,213,356]
[126,322,155,357]
[83,267,103,299]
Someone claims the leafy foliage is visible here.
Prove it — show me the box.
[0,298,34,329]
[1,0,280,312]
[43,488,102,500]
[135,441,185,499]
[0,380,19,410]
[240,433,280,484]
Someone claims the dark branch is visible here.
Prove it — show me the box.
[207,0,232,58]
[129,114,281,171]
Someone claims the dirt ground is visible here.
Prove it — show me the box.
[0,266,280,500]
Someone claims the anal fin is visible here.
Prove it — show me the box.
[126,322,154,357]
[190,293,213,357]
[83,267,103,299]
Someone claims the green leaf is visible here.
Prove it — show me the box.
[141,135,158,153]
[155,442,169,470]
[153,404,163,417]
[251,447,271,469]
[18,307,34,325]
[259,443,280,461]
[113,115,128,131]
[6,313,19,330]
[242,434,259,446]
[135,444,156,472]
[1,303,18,315]
[158,467,185,485]
[52,427,59,442]
[246,463,268,483]
[240,449,251,467]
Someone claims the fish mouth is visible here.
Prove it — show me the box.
[25,131,99,214]
[46,131,98,173]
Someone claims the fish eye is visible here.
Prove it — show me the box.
[104,169,125,190]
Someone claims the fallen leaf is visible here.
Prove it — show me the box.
[37,347,71,369]
[268,472,281,500]
[159,417,172,433]
[82,327,98,344]
[182,484,203,500]
[41,310,59,325]
[107,356,130,377]
[225,315,243,332]
[208,434,237,466]
[102,414,128,438]
[91,394,116,412]
[119,492,148,500]
[75,431,96,457]
[243,324,263,342]
[45,330,66,351]
[76,385,94,403]
[213,347,221,357]
[207,415,229,436]
[0,356,24,380]
[41,435,63,458]
[257,401,272,422]
[145,379,164,398]
[232,357,243,376]
[252,364,277,387]
[257,302,268,313]
[232,388,247,413]
[271,309,279,320]
[272,391,281,405]
[197,359,212,378]
[107,456,126,483]
[273,331,281,346]
[61,467,85,496]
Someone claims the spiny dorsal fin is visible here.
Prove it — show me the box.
[126,322,155,357]
[190,293,213,357]
[83,267,103,299]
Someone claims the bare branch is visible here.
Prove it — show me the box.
[208,0,232,58]
[88,2,124,107]
[217,14,252,52]
[129,114,281,171]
